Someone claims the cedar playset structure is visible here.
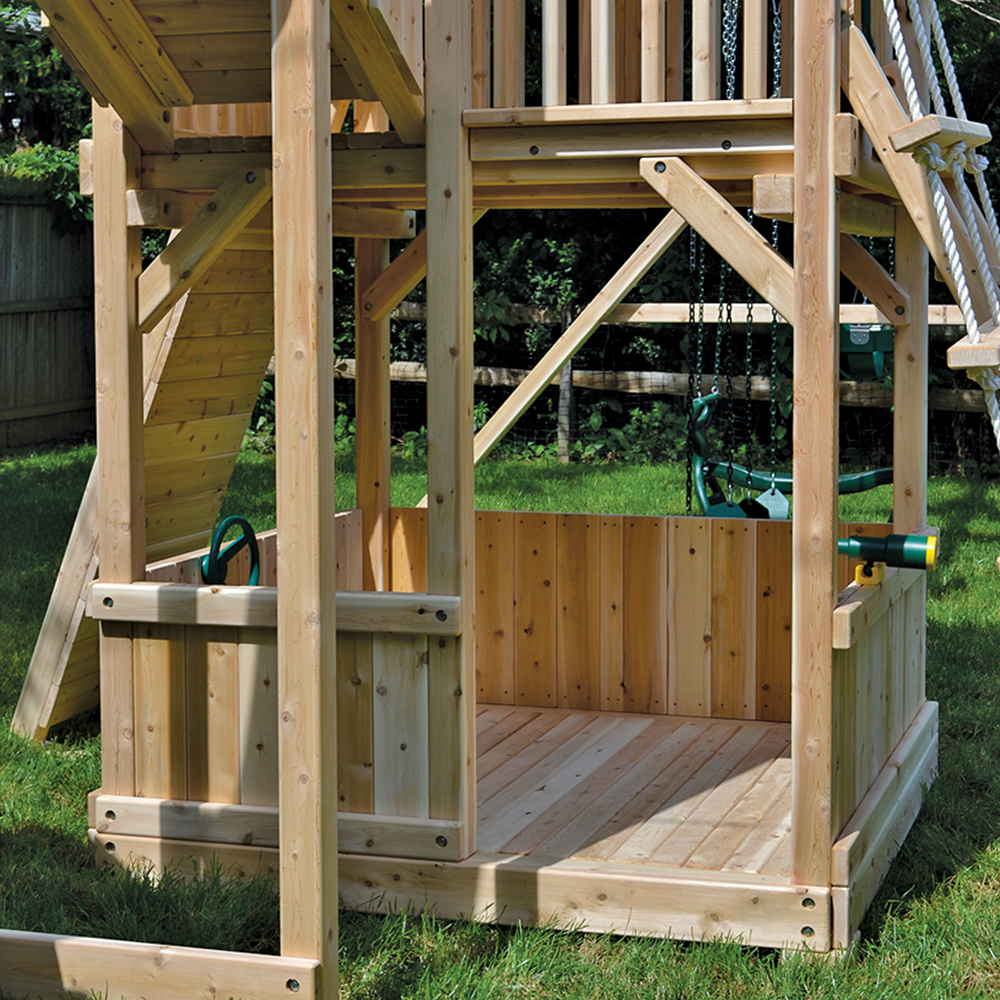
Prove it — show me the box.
[5,0,1000,994]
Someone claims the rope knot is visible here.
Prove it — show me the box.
[946,140,970,178]
[915,141,948,172]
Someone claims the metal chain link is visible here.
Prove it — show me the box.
[769,218,780,492]
[771,0,782,98]
[685,229,698,514]
[744,208,756,487]
[723,0,740,101]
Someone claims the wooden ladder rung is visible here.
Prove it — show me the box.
[890,115,992,154]
[947,319,1000,369]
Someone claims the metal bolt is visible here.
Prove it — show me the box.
[103,597,114,608]
[802,897,816,909]
[722,140,732,150]
[286,980,300,993]
[436,609,448,622]
[529,145,539,156]
[246,172,256,183]
[436,835,448,847]
[801,926,815,938]
[895,305,905,315]
[654,161,666,173]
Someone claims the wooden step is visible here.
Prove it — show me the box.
[947,319,1000,369]
[890,114,991,155]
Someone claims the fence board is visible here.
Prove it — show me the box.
[668,517,712,717]
[756,521,792,722]
[337,632,375,813]
[238,628,279,807]
[514,512,558,707]
[622,516,668,713]
[476,511,515,704]
[599,516,625,711]
[557,514,602,710]
[711,521,757,720]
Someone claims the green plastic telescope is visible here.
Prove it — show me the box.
[837,533,937,571]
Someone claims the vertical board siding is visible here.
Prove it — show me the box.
[668,518,712,717]
[622,517,668,713]
[755,522,793,721]
[390,507,428,592]
[598,516,625,711]
[556,515,602,710]
[710,521,757,720]
[238,628,279,807]
[337,633,375,813]
[513,512,558,707]
[476,511,515,703]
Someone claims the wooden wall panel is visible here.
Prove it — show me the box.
[599,516,624,711]
[238,628,279,807]
[133,624,187,799]
[711,521,757,720]
[513,513,558,707]
[391,507,428,592]
[337,633,375,813]
[185,627,241,804]
[372,634,430,817]
[622,517,668,713]
[668,518,712,717]
[557,514,602,710]
[756,521,792,722]
[832,643,858,835]
[476,511,515,704]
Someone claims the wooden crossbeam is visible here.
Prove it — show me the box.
[640,157,794,321]
[330,0,425,144]
[472,211,688,463]
[137,169,273,334]
[753,174,895,237]
[839,234,910,325]
[37,1,174,152]
[360,210,489,322]
[90,0,193,106]
[334,205,417,238]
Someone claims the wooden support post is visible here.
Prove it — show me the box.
[591,0,616,104]
[425,0,477,857]
[93,103,144,797]
[744,0,769,99]
[542,0,568,106]
[640,0,666,103]
[893,208,929,535]
[791,0,839,887]
[493,0,526,107]
[272,0,337,990]
[692,0,720,101]
[355,238,391,590]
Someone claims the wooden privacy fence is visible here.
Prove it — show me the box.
[0,196,94,448]
[475,0,792,108]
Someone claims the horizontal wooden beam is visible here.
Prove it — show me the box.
[137,168,273,333]
[0,929,318,1000]
[333,205,417,238]
[834,113,898,199]
[87,582,464,634]
[92,794,464,860]
[832,566,926,649]
[889,114,991,154]
[463,97,794,126]
[641,157,794,321]
[469,119,794,162]
[752,174,896,238]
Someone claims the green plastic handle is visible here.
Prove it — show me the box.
[201,515,260,586]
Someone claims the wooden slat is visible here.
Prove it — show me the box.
[513,512,558,707]
[691,0,720,100]
[477,709,555,770]
[722,763,792,873]
[390,507,428,591]
[556,514,601,710]
[542,0,567,106]
[598,516,625,711]
[493,0,526,107]
[590,0,616,103]
[668,517,712,717]
[755,521,792,722]
[476,511,515,704]
[238,628,279,807]
[743,0,769,99]
[640,0,666,102]
[185,626,241,803]
[711,520,757,720]
[337,633,375,813]
[889,114,991,153]
[622,517,667,713]
[133,623,187,799]
[153,332,273,382]
[143,372,264,426]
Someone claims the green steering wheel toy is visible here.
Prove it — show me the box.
[201,515,260,586]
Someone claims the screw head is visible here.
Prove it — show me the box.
[436,835,448,847]
[654,161,666,173]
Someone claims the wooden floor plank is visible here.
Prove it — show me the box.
[722,765,793,875]
[650,727,791,867]
[476,710,559,775]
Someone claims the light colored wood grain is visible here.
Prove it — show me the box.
[476,708,548,762]
[513,512,558,707]
[640,0,665,102]
[99,621,135,796]
[373,634,430,817]
[791,0,839,886]
[668,518,712,717]
[184,626,240,803]
[556,514,602,710]
[272,0,337,977]
[337,633,375,813]
[832,566,922,650]
[542,0,567,105]
[238,628,279,808]
[640,158,794,321]
[0,929,317,1000]
[493,0,526,106]
[889,114,991,153]
[473,212,687,462]
[711,520,757,720]
[743,0,769,99]
[722,759,792,873]
[755,521,793,722]
[599,516,625,711]
[355,238,391,591]
[334,205,417,238]
[476,511,515,704]
[590,0,616,103]
[391,507,428,592]
[839,233,910,325]
[691,0,720,100]
[622,517,668,714]
[133,624,187,800]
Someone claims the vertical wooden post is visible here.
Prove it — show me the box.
[591,0,616,104]
[692,0,720,101]
[542,0,568,106]
[743,0,769,99]
[893,209,929,534]
[272,0,337,991]
[426,0,476,857]
[93,103,144,796]
[493,0,526,107]
[790,0,839,887]
[640,0,666,103]
[355,238,391,590]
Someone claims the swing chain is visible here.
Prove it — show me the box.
[685,229,697,515]
[769,218,781,493]
[744,207,756,487]
[771,0,782,98]
[722,268,735,503]
[723,0,740,101]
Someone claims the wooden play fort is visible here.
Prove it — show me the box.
[5,0,1000,995]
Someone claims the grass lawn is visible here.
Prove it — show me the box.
[1,441,999,998]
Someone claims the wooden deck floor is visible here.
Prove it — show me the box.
[476,706,793,878]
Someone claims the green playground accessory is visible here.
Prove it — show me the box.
[691,393,894,517]
[201,515,260,586]
[838,532,938,571]
[839,324,895,379]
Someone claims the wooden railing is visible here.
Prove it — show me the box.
[473,0,793,110]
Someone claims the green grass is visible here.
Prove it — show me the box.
[2,442,1000,998]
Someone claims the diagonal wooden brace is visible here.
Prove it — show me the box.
[840,234,910,325]
[640,156,794,321]
[137,169,273,334]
